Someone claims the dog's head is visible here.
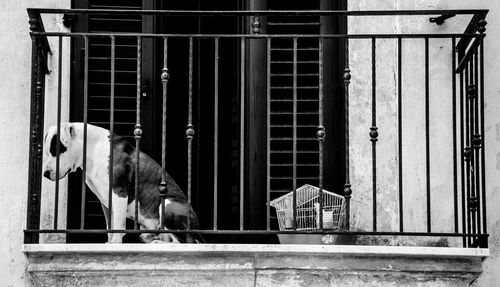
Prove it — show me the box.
[43,123,81,181]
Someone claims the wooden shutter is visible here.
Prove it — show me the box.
[87,0,142,137]
[267,2,322,200]
[68,0,144,243]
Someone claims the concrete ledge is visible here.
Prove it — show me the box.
[23,243,490,257]
[24,244,488,287]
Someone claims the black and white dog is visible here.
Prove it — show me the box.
[43,122,201,244]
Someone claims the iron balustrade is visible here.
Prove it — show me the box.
[25,8,489,247]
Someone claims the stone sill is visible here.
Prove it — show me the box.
[23,243,489,257]
[23,244,489,286]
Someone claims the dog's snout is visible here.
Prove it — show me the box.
[43,170,51,179]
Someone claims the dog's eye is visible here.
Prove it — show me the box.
[49,135,67,157]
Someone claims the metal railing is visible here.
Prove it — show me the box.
[25,8,489,247]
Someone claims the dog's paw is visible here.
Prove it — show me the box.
[150,239,169,244]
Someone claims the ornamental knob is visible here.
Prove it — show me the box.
[252,16,261,34]
[344,184,352,196]
[467,85,476,99]
[134,125,142,139]
[161,68,170,82]
[369,126,378,141]
[159,181,167,196]
[28,18,38,32]
[472,134,482,148]
[186,124,195,139]
[343,69,351,83]
[477,19,487,33]
[464,147,472,161]
[316,126,326,141]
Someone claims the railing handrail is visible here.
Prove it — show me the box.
[29,32,485,38]
[27,8,488,17]
[27,8,488,61]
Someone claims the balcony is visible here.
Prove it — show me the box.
[24,7,489,286]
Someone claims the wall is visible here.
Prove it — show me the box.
[348,0,500,286]
[0,0,69,286]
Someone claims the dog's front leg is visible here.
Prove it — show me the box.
[108,193,128,243]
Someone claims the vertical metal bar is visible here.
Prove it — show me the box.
[292,37,298,229]
[479,36,487,238]
[214,37,219,230]
[452,37,458,233]
[26,36,44,243]
[160,37,169,228]
[54,36,63,229]
[318,37,324,230]
[465,63,471,247]
[266,37,271,231]
[371,37,378,232]
[424,37,431,233]
[398,36,403,232]
[134,36,142,230]
[474,47,481,241]
[108,36,115,230]
[80,36,89,230]
[469,53,477,243]
[460,68,466,247]
[187,37,194,230]
[343,38,352,230]
[240,38,245,231]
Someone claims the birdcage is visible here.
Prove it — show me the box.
[270,184,346,231]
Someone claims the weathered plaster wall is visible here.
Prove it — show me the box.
[39,14,71,244]
[1,0,499,286]
[348,0,469,237]
[348,0,500,285]
[0,0,69,286]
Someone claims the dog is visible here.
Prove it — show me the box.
[42,122,202,244]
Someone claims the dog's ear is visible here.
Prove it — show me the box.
[60,123,76,146]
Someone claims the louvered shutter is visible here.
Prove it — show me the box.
[67,0,144,243]
[268,3,321,201]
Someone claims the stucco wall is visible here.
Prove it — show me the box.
[348,0,500,286]
[348,1,474,237]
[0,0,499,286]
[0,0,69,286]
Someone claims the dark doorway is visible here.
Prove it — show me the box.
[67,0,346,243]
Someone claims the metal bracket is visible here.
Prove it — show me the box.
[429,14,456,25]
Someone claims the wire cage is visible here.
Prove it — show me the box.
[270,184,346,231]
